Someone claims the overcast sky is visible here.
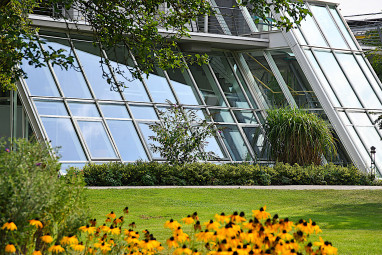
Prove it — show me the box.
[331,0,382,19]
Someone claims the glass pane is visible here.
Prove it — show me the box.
[346,126,372,169]
[129,105,158,120]
[100,104,130,118]
[77,121,117,158]
[205,136,226,159]
[354,126,382,171]
[271,50,321,109]
[293,28,308,45]
[220,125,252,161]
[338,112,351,126]
[41,117,86,161]
[144,68,176,103]
[336,53,381,109]
[60,163,86,174]
[304,50,341,107]
[209,109,235,123]
[34,100,68,116]
[234,111,258,124]
[355,54,382,101]
[22,60,60,97]
[348,112,373,126]
[242,127,266,159]
[138,122,161,158]
[241,52,287,107]
[107,120,148,161]
[73,41,122,100]
[167,68,201,105]
[209,53,250,108]
[314,50,362,108]
[189,63,227,107]
[310,5,348,49]
[41,36,92,99]
[329,6,358,50]
[68,102,100,117]
[298,11,328,47]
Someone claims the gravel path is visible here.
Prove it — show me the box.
[87,185,382,190]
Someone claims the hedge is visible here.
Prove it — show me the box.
[79,162,380,186]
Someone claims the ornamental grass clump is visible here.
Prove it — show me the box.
[264,107,337,166]
[2,206,337,254]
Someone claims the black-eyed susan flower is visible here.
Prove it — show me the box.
[106,211,116,219]
[166,236,179,248]
[182,215,194,225]
[214,213,230,224]
[5,243,16,253]
[194,221,201,231]
[252,206,271,220]
[164,219,181,230]
[2,221,17,231]
[48,243,65,253]
[115,216,124,224]
[41,234,54,244]
[99,242,111,253]
[32,250,42,255]
[174,245,192,255]
[61,235,78,245]
[192,212,199,221]
[71,242,85,252]
[29,218,43,228]
[123,207,129,214]
[79,224,96,234]
[109,226,121,235]
[128,221,136,228]
[204,220,221,231]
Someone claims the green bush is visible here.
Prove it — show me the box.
[82,161,377,186]
[0,138,88,252]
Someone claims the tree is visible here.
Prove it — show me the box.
[0,0,309,91]
[264,107,337,166]
[149,102,220,165]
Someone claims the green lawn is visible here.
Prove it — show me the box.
[85,189,382,255]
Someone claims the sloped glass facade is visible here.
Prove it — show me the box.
[8,0,381,176]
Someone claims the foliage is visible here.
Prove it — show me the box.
[81,162,377,187]
[2,206,338,254]
[0,138,88,253]
[0,0,309,91]
[149,102,220,165]
[264,107,337,166]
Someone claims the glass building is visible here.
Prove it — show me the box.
[4,0,382,176]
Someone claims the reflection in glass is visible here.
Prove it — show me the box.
[209,53,250,108]
[241,52,287,107]
[271,50,321,109]
[77,121,117,158]
[139,122,161,158]
[346,126,374,170]
[355,54,382,101]
[336,53,381,108]
[60,163,86,174]
[41,37,92,99]
[68,102,100,117]
[355,126,382,173]
[22,60,60,97]
[304,50,341,107]
[41,117,86,160]
[107,120,148,161]
[234,111,258,124]
[144,68,176,103]
[329,6,358,50]
[310,5,348,49]
[34,100,68,116]
[209,109,235,123]
[242,127,266,159]
[314,50,361,108]
[204,136,226,159]
[167,68,201,105]
[130,105,158,120]
[347,112,373,126]
[100,104,130,118]
[298,11,328,47]
[74,41,122,100]
[189,63,227,107]
[220,125,252,161]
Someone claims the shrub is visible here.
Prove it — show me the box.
[264,107,337,166]
[82,162,376,186]
[0,138,88,253]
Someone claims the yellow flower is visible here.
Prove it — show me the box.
[182,215,195,225]
[230,211,246,223]
[174,245,193,255]
[48,243,65,253]
[106,211,116,219]
[32,250,42,255]
[61,235,78,245]
[164,219,181,230]
[29,219,43,228]
[41,234,54,244]
[203,220,221,231]
[214,213,230,224]
[2,221,17,231]
[166,236,179,248]
[109,226,121,235]
[252,206,271,220]
[5,244,16,253]
[71,242,85,252]
[79,225,96,234]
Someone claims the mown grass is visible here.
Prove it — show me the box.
[85,189,382,255]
